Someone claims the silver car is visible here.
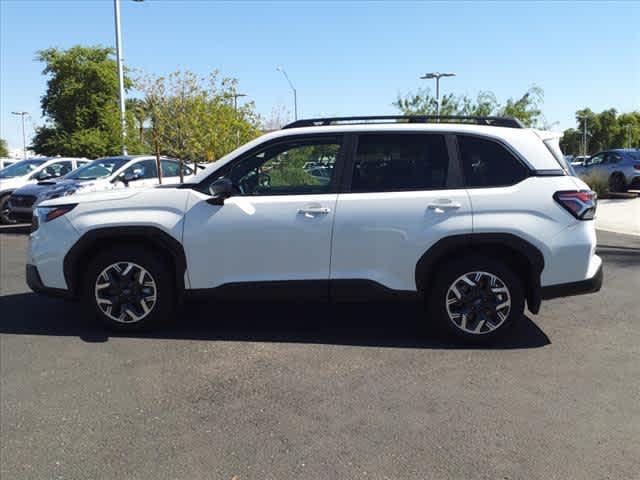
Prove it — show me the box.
[574,149,640,192]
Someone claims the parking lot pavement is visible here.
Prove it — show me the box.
[596,198,640,236]
[1,230,639,479]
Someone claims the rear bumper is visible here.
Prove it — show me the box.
[26,264,74,299]
[540,262,603,300]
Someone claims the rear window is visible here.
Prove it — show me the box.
[458,136,528,187]
[351,134,449,192]
[543,138,575,176]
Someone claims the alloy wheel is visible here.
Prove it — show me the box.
[445,271,511,335]
[94,262,157,323]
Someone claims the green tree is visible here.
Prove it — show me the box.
[31,45,139,157]
[393,86,546,127]
[136,70,261,163]
[0,139,9,157]
[560,109,640,155]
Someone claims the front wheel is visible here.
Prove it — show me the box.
[427,256,525,344]
[83,246,175,331]
[0,194,17,225]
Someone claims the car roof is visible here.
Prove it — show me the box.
[191,122,563,183]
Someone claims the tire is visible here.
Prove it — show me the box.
[609,173,626,193]
[427,256,525,344]
[0,194,17,225]
[83,246,175,331]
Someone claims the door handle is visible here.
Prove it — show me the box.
[427,201,461,212]
[297,207,331,216]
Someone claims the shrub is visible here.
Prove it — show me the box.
[578,171,609,198]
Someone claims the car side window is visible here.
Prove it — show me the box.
[40,161,73,178]
[122,159,158,180]
[160,160,180,177]
[224,137,341,196]
[351,134,449,192]
[605,153,621,164]
[587,153,604,166]
[458,136,528,187]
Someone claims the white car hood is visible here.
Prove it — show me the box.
[40,189,142,207]
[0,177,28,192]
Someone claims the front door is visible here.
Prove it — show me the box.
[183,135,345,296]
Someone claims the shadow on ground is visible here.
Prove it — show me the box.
[0,292,550,350]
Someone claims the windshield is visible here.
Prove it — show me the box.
[0,159,46,179]
[66,157,129,180]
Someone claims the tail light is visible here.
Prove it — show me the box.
[554,190,597,220]
[633,164,640,171]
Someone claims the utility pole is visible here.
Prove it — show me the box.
[420,72,456,118]
[11,111,29,159]
[276,66,297,120]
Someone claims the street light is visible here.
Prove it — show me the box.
[231,92,247,147]
[231,92,247,112]
[419,72,456,118]
[11,111,29,159]
[577,115,589,157]
[113,0,144,156]
[276,65,298,120]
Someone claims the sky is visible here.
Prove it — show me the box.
[0,0,639,152]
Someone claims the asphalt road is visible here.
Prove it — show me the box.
[1,227,639,479]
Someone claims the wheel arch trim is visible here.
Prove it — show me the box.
[63,226,187,298]
[415,233,545,314]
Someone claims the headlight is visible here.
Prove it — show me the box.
[32,204,77,232]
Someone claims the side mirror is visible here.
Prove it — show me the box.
[207,178,234,205]
[120,171,139,186]
[34,171,52,181]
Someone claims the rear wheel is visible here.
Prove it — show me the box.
[83,246,175,331]
[0,194,17,225]
[609,173,626,193]
[427,256,525,344]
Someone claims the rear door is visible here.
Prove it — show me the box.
[330,132,472,294]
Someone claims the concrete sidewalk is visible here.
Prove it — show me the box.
[596,198,640,236]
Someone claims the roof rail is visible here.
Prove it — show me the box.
[283,115,525,129]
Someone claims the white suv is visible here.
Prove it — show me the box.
[26,116,602,343]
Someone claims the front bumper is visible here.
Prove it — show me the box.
[9,209,33,223]
[26,264,74,299]
[540,262,603,300]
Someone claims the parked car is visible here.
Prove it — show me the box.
[0,158,17,171]
[572,155,590,166]
[573,149,640,192]
[0,157,89,224]
[27,115,602,344]
[7,155,195,223]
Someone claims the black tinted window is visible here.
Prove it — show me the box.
[459,136,528,187]
[351,134,449,192]
[122,159,158,180]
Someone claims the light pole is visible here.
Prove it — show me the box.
[231,92,247,147]
[231,92,247,112]
[276,66,297,120]
[419,72,456,118]
[113,0,144,156]
[11,111,29,159]
[578,115,588,157]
